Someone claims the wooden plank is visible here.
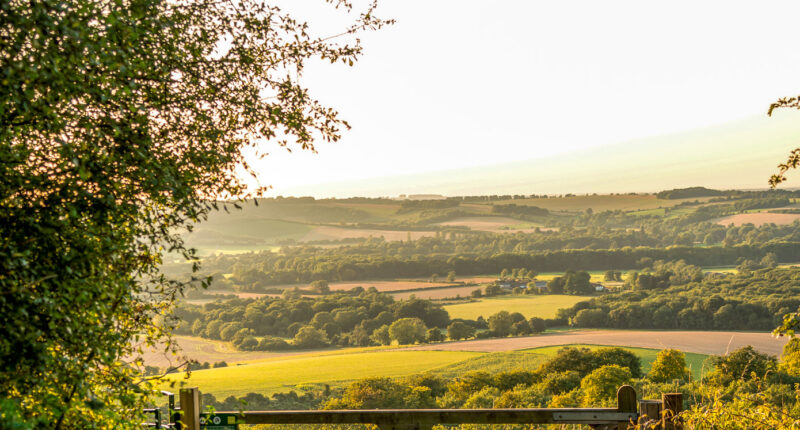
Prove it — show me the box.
[240,409,637,426]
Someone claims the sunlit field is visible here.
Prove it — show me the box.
[443,295,591,320]
[163,350,480,398]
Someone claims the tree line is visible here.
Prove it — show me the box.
[179,241,800,291]
[559,266,800,331]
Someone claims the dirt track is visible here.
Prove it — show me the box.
[406,330,789,357]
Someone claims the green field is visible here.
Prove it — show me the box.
[164,350,480,398]
[535,270,607,283]
[524,344,710,380]
[163,344,710,399]
[186,218,313,254]
[442,295,592,320]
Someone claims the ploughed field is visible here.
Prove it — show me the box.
[406,329,788,357]
[391,286,483,300]
[435,216,547,233]
[140,336,305,368]
[714,212,800,226]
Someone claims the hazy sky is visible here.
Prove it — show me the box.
[249,1,800,195]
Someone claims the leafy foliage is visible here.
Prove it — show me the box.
[648,349,692,383]
[0,0,390,427]
[176,291,450,349]
[559,267,800,331]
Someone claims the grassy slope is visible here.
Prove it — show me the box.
[163,345,710,399]
[164,350,480,398]
[443,295,592,320]
[485,195,713,212]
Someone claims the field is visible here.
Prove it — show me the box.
[535,271,607,283]
[299,226,436,242]
[443,295,592,320]
[408,329,788,357]
[140,336,302,368]
[714,212,800,226]
[483,195,713,212]
[436,216,545,233]
[328,280,457,292]
[163,350,480,398]
[392,285,483,300]
[197,276,497,298]
[162,341,715,398]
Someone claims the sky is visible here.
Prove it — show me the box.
[247,1,800,197]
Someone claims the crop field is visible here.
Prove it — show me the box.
[408,329,788,357]
[436,216,544,233]
[714,212,800,226]
[535,271,607,283]
[524,344,709,380]
[185,218,312,254]
[299,226,437,242]
[443,295,592,320]
[162,350,480,398]
[328,280,458,292]
[456,276,497,283]
[392,285,484,300]
[326,201,402,219]
[140,336,302,368]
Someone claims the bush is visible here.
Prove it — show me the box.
[447,322,476,340]
[648,349,691,382]
[580,365,632,406]
[426,328,445,343]
[389,318,427,345]
[293,326,329,349]
[258,336,292,351]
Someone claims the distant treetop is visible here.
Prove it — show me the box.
[655,187,725,200]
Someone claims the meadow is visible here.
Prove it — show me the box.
[163,349,480,398]
[163,343,711,398]
[442,295,592,320]
[483,194,714,212]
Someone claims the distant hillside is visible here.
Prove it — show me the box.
[656,187,725,199]
[278,113,800,197]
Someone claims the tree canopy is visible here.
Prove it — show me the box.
[0,0,390,427]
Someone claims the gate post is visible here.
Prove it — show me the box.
[179,387,201,430]
[615,385,637,430]
[661,393,683,430]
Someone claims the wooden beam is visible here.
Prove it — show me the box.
[240,408,637,426]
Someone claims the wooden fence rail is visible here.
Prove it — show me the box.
[145,386,683,430]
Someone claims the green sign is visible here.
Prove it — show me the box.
[200,413,239,430]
